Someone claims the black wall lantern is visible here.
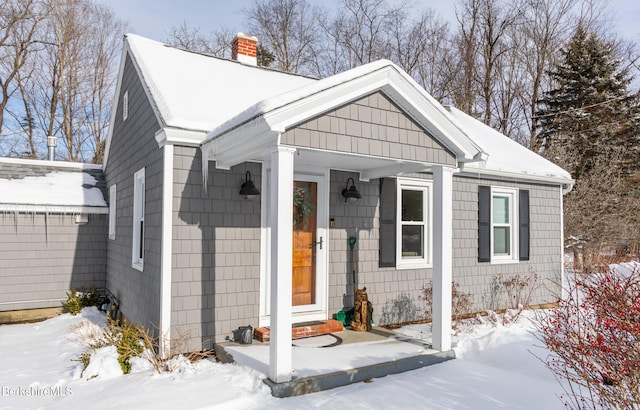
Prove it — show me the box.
[239,171,260,198]
[342,177,362,203]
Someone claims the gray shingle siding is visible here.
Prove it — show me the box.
[451,176,562,312]
[166,162,562,339]
[0,213,106,311]
[172,146,261,348]
[328,172,563,325]
[104,53,164,330]
[281,92,456,166]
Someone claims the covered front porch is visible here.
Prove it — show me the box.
[202,140,458,385]
[216,322,455,397]
[200,63,487,385]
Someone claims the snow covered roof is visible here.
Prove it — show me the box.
[0,158,107,213]
[114,34,571,185]
[125,34,316,133]
[444,107,572,183]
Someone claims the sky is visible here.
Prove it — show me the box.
[97,0,640,45]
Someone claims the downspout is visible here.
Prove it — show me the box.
[562,181,575,195]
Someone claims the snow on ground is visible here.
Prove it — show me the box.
[0,307,565,409]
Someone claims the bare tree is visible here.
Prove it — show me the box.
[243,0,319,74]
[314,0,408,76]
[166,22,235,58]
[0,0,48,147]
[411,12,454,101]
[7,0,126,162]
[84,2,127,163]
[450,0,480,114]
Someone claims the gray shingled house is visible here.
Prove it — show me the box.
[1,32,572,383]
[0,157,108,322]
[101,33,572,382]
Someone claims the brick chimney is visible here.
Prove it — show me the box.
[232,33,258,66]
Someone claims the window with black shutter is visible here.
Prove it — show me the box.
[478,185,529,263]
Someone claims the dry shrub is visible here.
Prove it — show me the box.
[498,271,539,324]
[70,318,213,375]
[536,267,640,409]
[422,281,472,329]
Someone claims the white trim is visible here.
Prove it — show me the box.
[259,163,271,325]
[132,167,145,271]
[396,177,432,269]
[205,63,483,165]
[291,171,329,318]
[269,146,296,383]
[0,156,102,170]
[259,166,330,326]
[490,186,519,264]
[159,145,173,357]
[104,38,167,170]
[108,184,116,239]
[458,167,574,189]
[102,40,130,170]
[560,185,567,300]
[155,127,207,148]
[0,204,107,214]
[432,165,453,351]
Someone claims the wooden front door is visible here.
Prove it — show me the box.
[292,180,317,306]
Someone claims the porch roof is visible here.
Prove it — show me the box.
[201,60,487,181]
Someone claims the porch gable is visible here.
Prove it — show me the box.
[280,92,456,166]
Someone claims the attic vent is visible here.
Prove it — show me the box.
[123,90,129,121]
[232,33,258,66]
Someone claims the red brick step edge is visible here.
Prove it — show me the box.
[254,319,343,343]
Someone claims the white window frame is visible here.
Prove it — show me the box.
[396,178,432,269]
[122,90,129,121]
[108,184,116,240]
[490,186,518,264]
[132,168,145,271]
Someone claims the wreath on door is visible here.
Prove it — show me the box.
[293,186,314,230]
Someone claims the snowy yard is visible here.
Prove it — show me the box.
[0,307,564,409]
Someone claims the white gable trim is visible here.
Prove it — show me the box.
[201,63,486,174]
[103,37,167,170]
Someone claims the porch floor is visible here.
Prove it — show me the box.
[215,326,455,397]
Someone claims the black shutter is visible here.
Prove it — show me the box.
[478,185,491,262]
[379,178,396,267]
[519,190,530,261]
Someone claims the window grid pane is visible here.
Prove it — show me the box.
[402,225,424,257]
[493,196,510,224]
[493,226,510,255]
[402,189,423,222]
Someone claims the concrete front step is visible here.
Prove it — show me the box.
[254,319,344,342]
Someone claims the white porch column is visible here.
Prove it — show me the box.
[432,165,454,351]
[269,146,296,383]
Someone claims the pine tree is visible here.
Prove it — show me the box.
[536,26,640,257]
[536,26,639,180]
